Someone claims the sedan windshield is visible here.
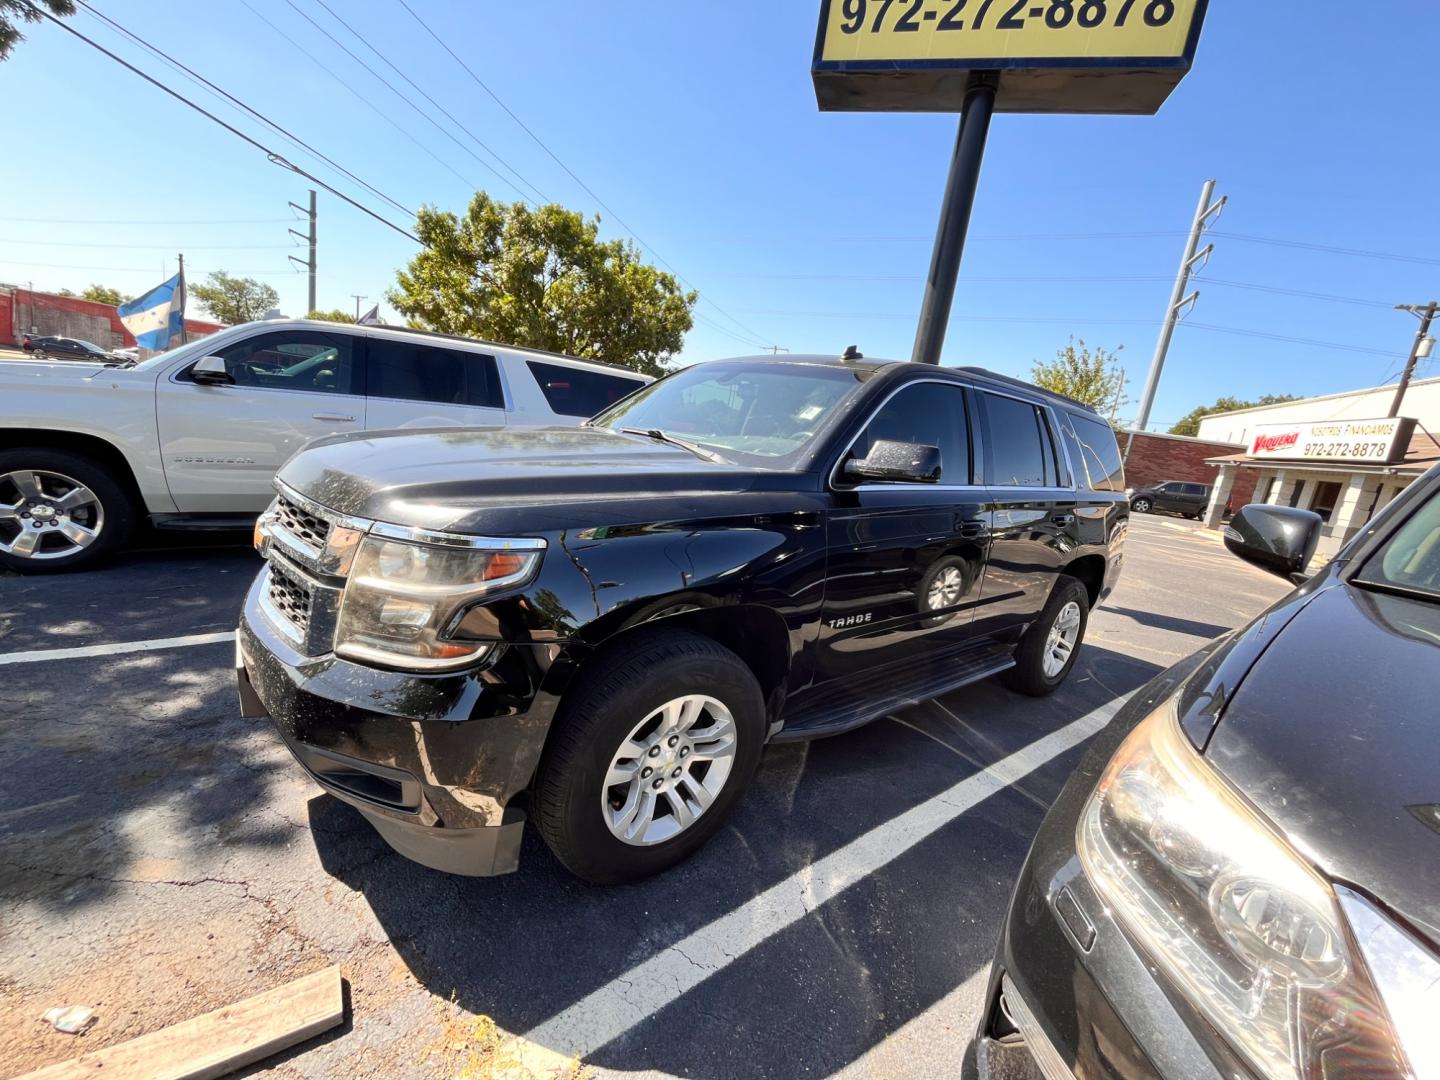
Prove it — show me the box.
[1355,490,1440,601]
[590,362,865,463]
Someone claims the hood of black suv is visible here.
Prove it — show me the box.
[1204,581,1440,946]
[278,425,801,530]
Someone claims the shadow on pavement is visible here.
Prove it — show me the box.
[308,644,1166,1075]
[1104,605,1234,640]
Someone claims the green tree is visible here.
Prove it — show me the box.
[190,271,279,325]
[82,284,128,306]
[1169,394,1300,437]
[1,0,72,62]
[306,308,356,323]
[1031,338,1126,414]
[388,194,696,377]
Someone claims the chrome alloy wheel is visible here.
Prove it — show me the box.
[0,470,104,560]
[601,694,738,846]
[926,565,965,610]
[1042,601,1082,678]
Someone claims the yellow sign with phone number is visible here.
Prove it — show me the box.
[812,0,1207,114]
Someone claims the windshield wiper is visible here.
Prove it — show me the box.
[620,427,724,463]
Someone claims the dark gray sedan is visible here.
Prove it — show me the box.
[976,464,1440,1079]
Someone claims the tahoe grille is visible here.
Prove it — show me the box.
[266,560,313,638]
[274,496,331,552]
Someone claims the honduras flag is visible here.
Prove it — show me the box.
[118,272,187,351]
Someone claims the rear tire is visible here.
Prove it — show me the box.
[1002,577,1090,698]
[0,449,135,573]
[533,629,765,884]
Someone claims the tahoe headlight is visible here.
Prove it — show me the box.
[334,532,543,672]
[1077,700,1429,1080]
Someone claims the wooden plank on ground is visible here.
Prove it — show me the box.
[18,966,344,1080]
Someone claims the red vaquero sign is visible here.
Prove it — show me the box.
[1252,431,1299,455]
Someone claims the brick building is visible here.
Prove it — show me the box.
[1119,430,1258,507]
[0,286,224,350]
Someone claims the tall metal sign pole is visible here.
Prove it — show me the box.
[289,190,317,315]
[1129,179,1225,441]
[912,76,997,366]
[811,0,1210,365]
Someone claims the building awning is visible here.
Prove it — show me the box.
[1206,430,1440,476]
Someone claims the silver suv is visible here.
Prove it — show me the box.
[0,319,649,572]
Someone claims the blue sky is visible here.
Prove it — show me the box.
[2,0,1437,430]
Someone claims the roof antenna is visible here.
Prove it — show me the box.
[840,345,863,361]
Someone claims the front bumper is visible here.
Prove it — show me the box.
[977,676,1248,1080]
[237,571,571,876]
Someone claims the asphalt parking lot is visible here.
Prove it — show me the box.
[0,515,1291,1079]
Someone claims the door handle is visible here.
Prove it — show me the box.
[1050,513,1076,526]
[958,521,989,539]
[312,412,355,422]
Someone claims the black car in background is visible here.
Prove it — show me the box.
[1129,479,1213,519]
[976,465,1440,1079]
[237,355,1130,884]
[21,334,119,362]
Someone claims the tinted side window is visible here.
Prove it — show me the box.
[527,361,644,418]
[367,340,502,408]
[980,393,1049,487]
[207,330,359,395]
[851,382,970,484]
[1068,414,1125,492]
[1183,483,1208,497]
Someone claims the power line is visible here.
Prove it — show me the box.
[1194,277,1395,309]
[36,7,420,244]
[233,0,482,203]
[73,0,412,219]
[1209,231,1440,268]
[277,0,530,202]
[0,216,293,225]
[395,0,774,350]
[1,238,293,250]
[1182,322,1398,358]
[0,258,296,277]
[302,0,547,204]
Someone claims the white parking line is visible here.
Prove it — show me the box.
[0,630,234,666]
[510,691,1135,1073]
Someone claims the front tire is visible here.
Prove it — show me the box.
[1131,497,1153,514]
[1002,577,1090,698]
[0,449,134,573]
[533,629,765,884]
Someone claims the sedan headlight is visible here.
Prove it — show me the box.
[334,533,543,671]
[1078,701,1425,1079]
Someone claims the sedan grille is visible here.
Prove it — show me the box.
[266,561,313,638]
[274,496,331,553]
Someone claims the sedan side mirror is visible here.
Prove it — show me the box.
[1223,504,1323,583]
[843,440,942,484]
[191,355,233,386]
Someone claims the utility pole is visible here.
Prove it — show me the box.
[1108,368,1127,426]
[289,190,317,315]
[177,252,188,344]
[1127,180,1227,449]
[1388,302,1439,418]
[351,294,367,321]
[912,74,999,365]
[762,346,789,355]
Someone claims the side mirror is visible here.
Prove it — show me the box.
[843,440,942,484]
[1223,504,1323,583]
[191,355,232,385]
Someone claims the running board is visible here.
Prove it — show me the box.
[150,514,258,531]
[772,642,1015,743]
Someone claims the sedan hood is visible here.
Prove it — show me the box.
[278,425,793,533]
[1206,582,1440,945]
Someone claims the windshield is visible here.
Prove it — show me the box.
[1355,489,1440,601]
[590,362,865,463]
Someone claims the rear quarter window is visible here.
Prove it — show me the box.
[527,361,646,418]
[1065,413,1126,492]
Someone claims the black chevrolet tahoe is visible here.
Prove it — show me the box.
[237,354,1128,884]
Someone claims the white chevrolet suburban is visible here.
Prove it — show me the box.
[0,319,650,572]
